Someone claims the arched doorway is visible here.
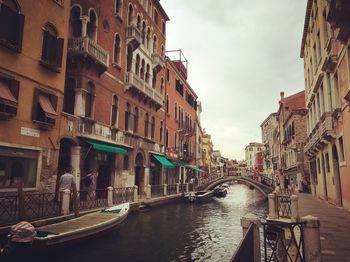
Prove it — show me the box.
[332,145,343,206]
[135,153,145,196]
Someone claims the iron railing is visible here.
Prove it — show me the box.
[77,189,108,211]
[113,187,134,204]
[276,195,292,218]
[167,184,177,195]
[0,192,19,225]
[179,183,186,193]
[151,185,164,197]
[230,224,255,262]
[262,222,305,262]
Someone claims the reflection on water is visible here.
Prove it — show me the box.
[31,183,267,262]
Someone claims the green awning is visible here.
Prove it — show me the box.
[186,165,205,172]
[171,160,186,166]
[87,141,127,155]
[152,154,175,169]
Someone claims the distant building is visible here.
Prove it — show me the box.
[202,131,213,174]
[245,142,263,175]
[254,151,264,176]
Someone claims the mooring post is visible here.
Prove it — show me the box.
[268,193,277,219]
[134,185,138,202]
[146,184,151,199]
[176,183,180,194]
[164,184,167,196]
[301,215,321,261]
[185,183,189,193]
[107,186,113,207]
[61,189,71,215]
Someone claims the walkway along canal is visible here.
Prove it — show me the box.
[20,183,267,262]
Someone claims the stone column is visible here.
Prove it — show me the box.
[301,215,321,262]
[164,184,167,196]
[268,193,277,219]
[185,183,189,193]
[133,185,138,202]
[146,184,151,199]
[81,16,89,37]
[61,189,71,215]
[74,88,84,117]
[176,183,179,194]
[107,186,113,207]
[71,146,81,190]
[290,195,299,222]
[240,213,261,262]
[144,168,150,186]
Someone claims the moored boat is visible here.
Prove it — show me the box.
[183,190,214,203]
[214,186,228,198]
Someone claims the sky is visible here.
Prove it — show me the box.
[161,0,308,160]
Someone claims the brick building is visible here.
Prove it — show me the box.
[0,0,71,192]
[245,142,263,175]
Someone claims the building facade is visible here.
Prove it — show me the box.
[244,142,263,175]
[301,0,350,209]
[0,0,71,192]
[202,131,213,174]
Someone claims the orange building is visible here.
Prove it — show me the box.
[164,50,199,185]
[0,0,71,192]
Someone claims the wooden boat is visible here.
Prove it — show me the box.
[183,190,214,203]
[33,202,129,250]
[214,186,228,198]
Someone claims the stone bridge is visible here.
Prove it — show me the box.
[199,176,274,197]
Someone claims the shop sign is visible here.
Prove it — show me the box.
[20,127,40,138]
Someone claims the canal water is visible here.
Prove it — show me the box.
[32,183,267,262]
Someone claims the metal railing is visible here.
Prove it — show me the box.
[231,224,255,262]
[77,189,108,211]
[179,183,186,193]
[167,184,177,195]
[113,187,135,204]
[262,222,305,262]
[151,185,164,197]
[276,195,292,218]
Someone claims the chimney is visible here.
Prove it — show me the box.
[280,91,285,100]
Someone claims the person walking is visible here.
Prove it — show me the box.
[58,167,76,208]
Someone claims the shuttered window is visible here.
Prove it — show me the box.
[40,27,64,70]
[32,88,58,127]
[0,77,19,118]
[0,4,24,52]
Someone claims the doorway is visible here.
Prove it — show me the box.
[135,153,145,196]
[96,165,110,199]
[332,145,343,206]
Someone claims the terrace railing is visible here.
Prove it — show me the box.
[77,189,108,211]
[167,184,177,195]
[151,185,164,197]
[113,187,135,204]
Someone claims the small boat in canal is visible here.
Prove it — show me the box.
[33,202,130,250]
[183,190,214,203]
[214,185,228,198]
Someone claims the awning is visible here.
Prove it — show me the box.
[0,81,17,105]
[151,154,175,169]
[185,165,205,172]
[171,160,186,166]
[38,95,58,119]
[87,141,127,155]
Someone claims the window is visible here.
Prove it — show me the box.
[151,116,155,139]
[160,78,164,94]
[154,9,158,25]
[141,21,146,45]
[111,95,118,126]
[165,129,169,147]
[166,95,169,114]
[32,88,58,127]
[166,68,170,82]
[153,35,157,53]
[325,153,330,172]
[175,103,178,120]
[159,121,163,143]
[125,103,130,131]
[144,113,149,137]
[128,4,133,26]
[115,0,123,18]
[87,9,97,41]
[140,59,145,80]
[85,82,95,118]
[133,107,138,133]
[113,34,121,66]
[339,137,345,162]
[135,55,140,76]
[175,80,184,96]
[70,6,82,37]
[161,20,166,35]
[145,64,150,83]
[0,76,19,118]
[123,155,129,170]
[0,0,24,52]
[41,23,64,70]
[63,78,76,115]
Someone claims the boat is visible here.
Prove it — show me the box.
[214,185,228,198]
[183,190,214,203]
[32,202,130,250]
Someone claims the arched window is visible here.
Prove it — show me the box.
[152,69,157,88]
[137,15,141,30]
[166,95,169,114]
[87,9,97,41]
[111,95,118,126]
[125,103,130,131]
[145,64,150,83]
[133,107,138,133]
[159,121,163,143]
[128,4,133,26]
[146,27,151,49]
[144,113,149,137]
[161,45,164,55]
[123,155,129,170]
[115,0,123,17]
[113,34,121,65]
[85,81,95,118]
[152,35,157,53]
[127,45,133,72]
[160,77,164,93]
[165,129,169,147]
[135,54,140,76]
[63,78,76,115]
[292,121,295,136]
[151,116,155,139]
[41,23,64,69]
[140,59,145,80]
[0,0,24,52]
[70,6,82,37]
[142,21,146,45]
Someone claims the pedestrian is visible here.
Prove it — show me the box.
[58,167,76,204]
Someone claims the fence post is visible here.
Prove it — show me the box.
[185,183,189,193]
[176,183,180,194]
[290,195,299,222]
[268,193,277,219]
[163,184,167,196]
[107,186,113,207]
[61,189,71,215]
[240,213,261,262]
[301,215,321,262]
[134,185,138,202]
[146,184,151,199]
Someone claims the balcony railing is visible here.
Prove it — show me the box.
[126,24,142,50]
[320,113,335,138]
[125,72,163,106]
[68,36,109,69]
[152,53,165,72]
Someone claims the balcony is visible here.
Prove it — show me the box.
[152,53,165,73]
[126,25,142,51]
[327,0,350,43]
[68,36,109,72]
[179,152,194,162]
[322,37,338,73]
[320,113,336,140]
[125,72,163,108]
[60,112,79,138]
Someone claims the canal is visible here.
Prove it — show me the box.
[33,183,267,262]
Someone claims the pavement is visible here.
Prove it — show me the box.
[297,193,350,262]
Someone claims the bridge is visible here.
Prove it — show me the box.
[199,176,274,197]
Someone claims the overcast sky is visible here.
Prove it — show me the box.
[161,0,307,160]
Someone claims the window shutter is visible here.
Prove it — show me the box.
[15,13,25,52]
[41,30,49,62]
[50,94,58,111]
[47,34,57,64]
[32,89,40,121]
[9,79,20,100]
[55,38,64,68]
